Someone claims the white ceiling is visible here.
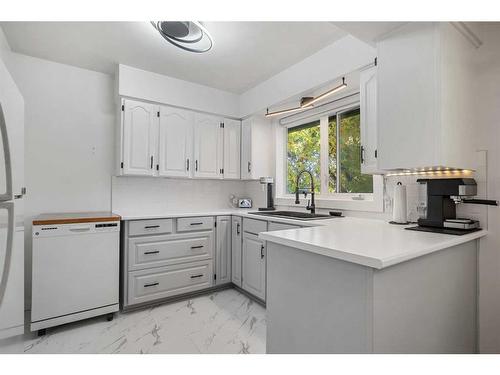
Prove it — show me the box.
[0,22,347,94]
[331,22,407,46]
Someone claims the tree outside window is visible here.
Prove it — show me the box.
[286,107,373,195]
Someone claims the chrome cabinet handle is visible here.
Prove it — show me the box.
[260,244,265,259]
[144,225,160,229]
[186,159,190,171]
[236,222,240,235]
[150,156,154,169]
[248,161,251,173]
[144,250,159,255]
[195,160,198,171]
[190,274,203,279]
[190,222,203,226]
[190,245,204,249]
[144,282,159,288]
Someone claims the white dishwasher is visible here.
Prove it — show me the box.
[31,212,120,335]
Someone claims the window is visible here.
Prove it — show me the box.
[286,106,373,195]
[286,120,321,193]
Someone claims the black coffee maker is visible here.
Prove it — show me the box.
[407,178,498,235]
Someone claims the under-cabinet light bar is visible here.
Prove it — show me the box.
[385,168,474,177]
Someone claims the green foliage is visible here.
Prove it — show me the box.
[287,121,321,193]
[339,109,373,193]
[286,108,373,195]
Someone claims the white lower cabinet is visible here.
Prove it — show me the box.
[215,216,232,285]
[128,260,213,306]
[242,232,266,301]
[231,216,243,287]
[122,216,216,308]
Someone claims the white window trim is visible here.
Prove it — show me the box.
[275,103,384,213]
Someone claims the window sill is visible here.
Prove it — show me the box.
[275,194,384,213]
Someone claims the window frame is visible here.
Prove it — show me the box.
[275,103,384,212]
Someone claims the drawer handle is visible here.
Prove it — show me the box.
[144,225,160,229]
[190,274,203,279]
[261,245,265,259]
[144,282,159,288]
[190,222,203,226]
[190,245,204,249]
[236,222,241,235]
[144,250,159,255]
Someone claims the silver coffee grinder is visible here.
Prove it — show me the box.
[258,177,276,211]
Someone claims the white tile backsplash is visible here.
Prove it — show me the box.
[384,150,490,228]
[112,177,265,214]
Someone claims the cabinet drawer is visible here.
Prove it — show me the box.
[268,222,301,231]
[129,219,173,236]
[128,232,213,271]
[177,216,214,232]
[127,261,213,306]
[243,218,267,234]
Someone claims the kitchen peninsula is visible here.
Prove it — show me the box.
[260,217,486,353]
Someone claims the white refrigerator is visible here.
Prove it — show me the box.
[0,54,25,341]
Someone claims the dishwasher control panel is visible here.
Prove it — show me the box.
[33,221,120,238]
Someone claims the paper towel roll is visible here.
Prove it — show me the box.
[392,182,408,224]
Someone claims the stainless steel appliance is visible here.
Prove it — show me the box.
[31,212,120,336]
[258,177,275,211]
[0,59,25,341]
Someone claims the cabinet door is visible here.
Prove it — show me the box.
[231,216,242,287]
[242,232,266,301]
[223,119,241,179]
[158,106,193,177]
[193,114,223,178]
[240,116,274,180]
[216,216,231,285]
[122,99,158,176]
[360,66,379,174]
[240,119,252,180]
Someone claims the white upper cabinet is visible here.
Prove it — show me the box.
[158,106,193,178]
[240,115,274,180]
[121,99,159,176]
[193,114,223,179]
[360,65,380,174]
[223,119,241,179]
[118,99,241,179]
[377,23,477,170]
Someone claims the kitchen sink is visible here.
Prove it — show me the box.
[248,211,331,221]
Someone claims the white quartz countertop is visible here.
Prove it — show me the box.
[114,209,486,269]
[259,217,487,269]
[114,208,339,227]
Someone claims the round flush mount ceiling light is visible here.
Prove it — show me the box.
[151,21,214,53]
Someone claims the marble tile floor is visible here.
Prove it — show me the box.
[0,289,266,354]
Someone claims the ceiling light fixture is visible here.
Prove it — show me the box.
[265,98,314,117]
[151,21,214,53]
[300,77,347,107]
[265,77,347,118]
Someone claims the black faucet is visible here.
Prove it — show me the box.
[295,170,316,214]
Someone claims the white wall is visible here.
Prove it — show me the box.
[473,23,500,353]
[239,35,376,117]
[118,64,240,118]
[3,52,116,307]
[112,177,263,214]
